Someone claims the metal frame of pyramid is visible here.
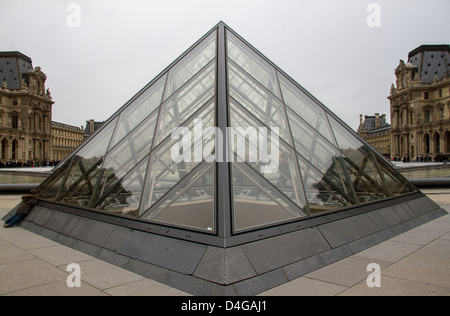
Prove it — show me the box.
[17,22,447,295]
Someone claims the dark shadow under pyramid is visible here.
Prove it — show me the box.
[13,22,447,295]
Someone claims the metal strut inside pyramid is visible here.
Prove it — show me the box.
[38,22,418,239]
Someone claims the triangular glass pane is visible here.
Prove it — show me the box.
[371,154,417,196]
[297,155,351,214]
[109,73,166,149]
[163,30,216,101]
[140,101,215,213]
[153,60,215,149]
[278,73,335,143]
[227,30,281,99]
[232,162,306,232]
[141,162,215,233]
[228,62,292,145]
[229,100,307,210]
[287,108,341,175]
[94,158,149,217]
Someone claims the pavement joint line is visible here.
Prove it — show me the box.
[375,273,450,291]
[1,276,72,296]
[301,275,352,290]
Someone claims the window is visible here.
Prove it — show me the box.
[439,89,443,98]
[424,110,431,123]
[424,92,429,100]
[12,116,18,129]
[439,108,444,120]
[13,98,18,106]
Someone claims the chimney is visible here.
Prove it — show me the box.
[375,113,380,128]
[89,119,94,133]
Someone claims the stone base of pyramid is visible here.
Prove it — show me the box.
[12,191,446,296]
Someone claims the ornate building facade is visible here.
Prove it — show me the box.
[357,113,391,158]
[0,52,54,162]
[51,121,84,162]
[388,45,450,161]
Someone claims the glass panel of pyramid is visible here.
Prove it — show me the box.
[232,162,305,232]
[139,100,215,215]
[141,162,215,232]
[38,22,418,237]
[229,100,307,212]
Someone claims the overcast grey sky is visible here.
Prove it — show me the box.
[1,0,449,131]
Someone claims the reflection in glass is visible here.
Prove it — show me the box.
[327,114,416,199]
[38,117,119,206]
[232,163,306,232]
[140,102,215,214]
[229,101,307,210]
[297,155,349,214]
[95,158,149,217]
[141,162,215,232]
[90,111,159,207]
[287,108,341,175]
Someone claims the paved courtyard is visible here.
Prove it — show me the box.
[1,190,450,296]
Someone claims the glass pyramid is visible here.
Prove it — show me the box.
[38,22,416,237]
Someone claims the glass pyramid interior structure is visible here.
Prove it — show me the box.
[38,22,417,240]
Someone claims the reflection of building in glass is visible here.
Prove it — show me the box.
[389,45,450,161]
[357,113,391,158]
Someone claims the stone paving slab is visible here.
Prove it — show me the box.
[0,258,68,295]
